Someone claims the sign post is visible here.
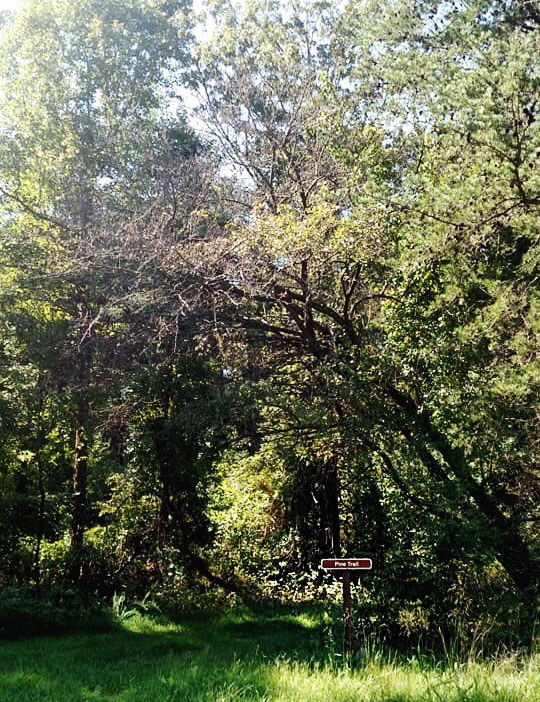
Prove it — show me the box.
[321,558,372,655]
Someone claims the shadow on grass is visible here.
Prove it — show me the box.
[221,617,313,637]
[0,622,277,702]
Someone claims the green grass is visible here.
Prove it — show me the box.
[0,608,538,701]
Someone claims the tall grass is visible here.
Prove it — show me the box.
[0,609,538,701]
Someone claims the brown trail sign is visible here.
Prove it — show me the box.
[321,558,372,570]
[321,557,373,655]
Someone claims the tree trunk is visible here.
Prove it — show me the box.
[69,347,91,582]
[69,426,88,582]
[33,382,46,592]
[34,452,46,591]
[70,427,88,550]
[320,459,341,557]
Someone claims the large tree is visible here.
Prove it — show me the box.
[0,0,197,579]
[188,0,539,600]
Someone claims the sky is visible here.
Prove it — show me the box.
[0,0,207,11]
[0,0,22,11]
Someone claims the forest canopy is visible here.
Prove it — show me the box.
[0,0,538,648]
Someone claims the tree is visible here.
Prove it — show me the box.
[188,0,539,600]
[0,0,195,579]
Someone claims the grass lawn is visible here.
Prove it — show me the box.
[0,608,538,701]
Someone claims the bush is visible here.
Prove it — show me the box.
[0,587,111,639]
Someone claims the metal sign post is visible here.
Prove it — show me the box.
[321,558,372,655]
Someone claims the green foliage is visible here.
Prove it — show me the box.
[0,587,110,639]
[0,0,538,661]
[209,446,290,587]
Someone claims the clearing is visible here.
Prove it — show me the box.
[0,609,538,701]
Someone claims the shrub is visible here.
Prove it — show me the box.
[0,587,111,639]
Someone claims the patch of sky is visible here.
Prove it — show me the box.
[274,256,291,269]
[419,0,468,38]
[0,0,22,14]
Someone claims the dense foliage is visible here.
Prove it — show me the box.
[0,0,538,649]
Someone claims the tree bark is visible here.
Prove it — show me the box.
[34,452,46,591]
[69,347,91,582]
[69,426,88,582]
[320,459,341,557]
[33,381,46,592]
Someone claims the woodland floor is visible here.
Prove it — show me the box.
[0,608,538,701]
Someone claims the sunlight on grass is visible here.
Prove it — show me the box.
[120,613,185,635]
[261,658,540,702]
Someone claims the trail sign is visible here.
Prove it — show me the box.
[321,558,372,570]
[320,557,373,655]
